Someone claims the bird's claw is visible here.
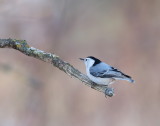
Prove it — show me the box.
[91,83,97,88]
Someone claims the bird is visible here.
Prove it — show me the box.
[80,56,134,86]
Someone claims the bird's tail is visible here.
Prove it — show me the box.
[116,77,134,83]
[117,74,135,83]
[126,77,135,83]
[122,73,135,83]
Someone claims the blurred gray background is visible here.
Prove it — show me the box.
[0,0,160,126]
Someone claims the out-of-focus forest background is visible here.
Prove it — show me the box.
[0,0,160,126]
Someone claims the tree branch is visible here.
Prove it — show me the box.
[0,38,114,97]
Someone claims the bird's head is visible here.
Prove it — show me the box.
[79,56,101,68]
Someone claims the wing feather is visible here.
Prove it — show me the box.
[90,63,131,79]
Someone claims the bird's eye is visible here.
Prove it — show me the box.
[85,59,87,61]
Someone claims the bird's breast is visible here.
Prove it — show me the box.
[87,71,115,85]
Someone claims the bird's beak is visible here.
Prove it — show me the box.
[79,58,84,61]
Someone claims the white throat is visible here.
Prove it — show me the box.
[84,59,95,72]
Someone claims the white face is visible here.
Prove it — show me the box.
[82,58,95,69]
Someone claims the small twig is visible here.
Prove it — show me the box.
[0,38,114,97]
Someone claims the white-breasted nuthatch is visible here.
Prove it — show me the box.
[80,56,134,86]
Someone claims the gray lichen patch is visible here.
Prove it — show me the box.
[14,39,30,49]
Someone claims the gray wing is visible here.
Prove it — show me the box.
[90,62,131,79]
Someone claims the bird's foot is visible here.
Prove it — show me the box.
[91,83,97,88]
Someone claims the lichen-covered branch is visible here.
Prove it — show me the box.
[0,38,114,97]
